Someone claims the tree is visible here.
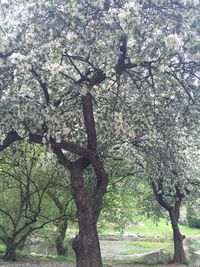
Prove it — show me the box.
[46,168,76,256]
[0,1,200,266]
[100,160,138,233]
[0,143,61,261]
[187,206,200,228]
[128,102,200,263]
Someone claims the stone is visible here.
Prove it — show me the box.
[189,251,200,267]
[137,249,170,265]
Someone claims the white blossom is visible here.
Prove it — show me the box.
[80,86,88,96]
[165,34,183,52]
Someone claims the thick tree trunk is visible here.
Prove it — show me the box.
[72,204,102,267]
[3,244,16,261]
[55,221,68,256]
[50,84,108,267]
[169,211,186,264]
[70,165,105,267]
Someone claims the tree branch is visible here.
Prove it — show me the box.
[31,68,50,105]
[82,92,97,151]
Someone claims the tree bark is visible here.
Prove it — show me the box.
[17,235,27,251]
[72,203,102,267]
[169,211,186,264]
[55,220,68,256]
[51,90,108,267]
[3,244,16,261]
[70,166,105,267]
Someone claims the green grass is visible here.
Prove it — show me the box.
[101,218,200,238]
[16,251,75,263]
[126,241,172,249]
[179,224,200,236]
[0,244,5,254]
[37,255,75,263]
[118,240,172,255]
[125,219,172,237]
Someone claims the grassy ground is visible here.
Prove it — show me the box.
[99,218,200,239]
[0,219,198,266]
[98,218,199,259]
[17,253,74,263]
[118,241,172,255]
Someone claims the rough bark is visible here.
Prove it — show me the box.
[72,206,102,267]
[169,211,186,264]
[17,236,27,251]
[152,181,186,264]
[3,244,16,261]
[70,164,106,267]
[55,220,68,256]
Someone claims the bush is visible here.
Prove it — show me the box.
[186,207,200,228]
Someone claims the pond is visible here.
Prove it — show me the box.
[24,239,74,257]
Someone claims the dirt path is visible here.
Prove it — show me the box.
[0,258,187,267]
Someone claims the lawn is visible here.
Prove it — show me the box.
[118,241,172,255]
[99,218,200,239]
[126,218,200,238]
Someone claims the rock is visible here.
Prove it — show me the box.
[189,251,200,267]
[99,233,165,242]
[137,249,170,265]
[121,233,139,241]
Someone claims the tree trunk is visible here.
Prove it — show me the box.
[17,235,27,251]
[169,211,186,264]
[70,166,105,267]
[55,220,68,256]
[3,244,16,261]
[72,203,102,267]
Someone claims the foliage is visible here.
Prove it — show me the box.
[42,170,76,256]
[0,0,200,170]
[99,160,138,233]
[0,142,67,260]
[186,207,200,228]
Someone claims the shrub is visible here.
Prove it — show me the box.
[186,207,200,228]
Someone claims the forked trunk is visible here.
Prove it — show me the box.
[72,204,102,267]
[169,211,186,264]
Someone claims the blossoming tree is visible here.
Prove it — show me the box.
[129,117,200,263]
[0,0,200,266]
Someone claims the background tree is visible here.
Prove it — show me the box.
[187,207,200,229]
[0,143,58,261]
[128,111,200,263]
[99,159,138,233]
[46,167,76,256]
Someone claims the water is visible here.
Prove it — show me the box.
[24,239,74,257]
